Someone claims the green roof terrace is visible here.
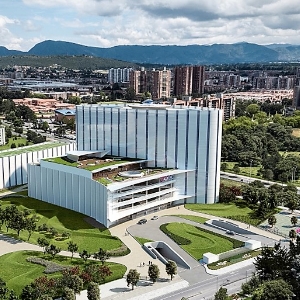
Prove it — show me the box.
[44,155,146,172]
[0,142,68,158]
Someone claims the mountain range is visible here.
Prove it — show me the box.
[1,40,300,65]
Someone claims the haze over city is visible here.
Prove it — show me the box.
[2,0,300,51]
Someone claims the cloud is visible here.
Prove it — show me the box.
[23,20,41,32]
[0,15,23,49]
[4,0,300,50]
[22,0,127,16]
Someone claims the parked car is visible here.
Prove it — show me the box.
[138,218,147,224]
[151,216,159,220]
[226,230,235,235]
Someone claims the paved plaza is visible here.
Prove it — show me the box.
[259,207,300,239]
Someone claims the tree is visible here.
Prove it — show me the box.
[8,209,27,236]
[220,162,228,172]
[20,284,37,300]
[252,279,294,300]
[45,244,61,259]
[246,103,260,117]
[87,282,100,300]
[219,184,238,203]
[37,237,49,254]
[93,248,110,265]
[241,275,260,296]
[232,164,240,174]
[0,278,8,299]
[165,260,177,281]
[148,264,160,283]
[68,96,81,105]
[126,269,140,290]
[214,286,229,300]
[41,121,49,132]
[67,241,78,259]
[79,250,91,263]
[97,265,112,283]
[254,243,291,281]
[289,229,297,242]
[268,215,277,228]
[25,217,37,241]
[125,87,136,100]
[291,215,298,227]
[286,196,299,213]
[65,275,83,294]
[61,287,75,300]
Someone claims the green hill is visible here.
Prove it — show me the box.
[0,55,137,70]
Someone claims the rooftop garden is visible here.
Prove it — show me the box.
[96,168,175,185]
[44,155,143,171]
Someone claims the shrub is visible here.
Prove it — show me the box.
[26,257,70,274]
[108,244,130,256]
[38,223,49,232]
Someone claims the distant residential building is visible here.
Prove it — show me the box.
[173,66,205,97]
[0,127,5,146]
[108,68,133,84]
[170,93,235,121]
[129,68,171,100]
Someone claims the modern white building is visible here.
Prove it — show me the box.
[28,104,222,227]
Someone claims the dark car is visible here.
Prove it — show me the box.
[226,230,235,235]
[138,218,147,224]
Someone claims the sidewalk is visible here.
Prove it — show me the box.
[77,277,189,300]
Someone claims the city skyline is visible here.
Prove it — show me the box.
[1,0,300,51]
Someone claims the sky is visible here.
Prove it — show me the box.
[1,0,300,51]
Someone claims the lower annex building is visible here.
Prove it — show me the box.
[28,104,222,227]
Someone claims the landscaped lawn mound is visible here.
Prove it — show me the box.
[160,222,243,260]
[0,251,126,295]
[185,200,269,226]
[0,194,129,254]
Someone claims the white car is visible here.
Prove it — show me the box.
[151,216,159,220]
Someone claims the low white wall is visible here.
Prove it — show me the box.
[0,143,75,189]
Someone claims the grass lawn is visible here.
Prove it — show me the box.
[134,236,154,245]
[174,215,209,224]
[0,195,127,254]
[185,200,267,226]
[160,222,243,260]
[220,178,245,187]
[0,251,126,295]
[223,162,261,179]
[0,137,31,151]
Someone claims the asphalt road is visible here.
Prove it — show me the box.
[152,264,255,300]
